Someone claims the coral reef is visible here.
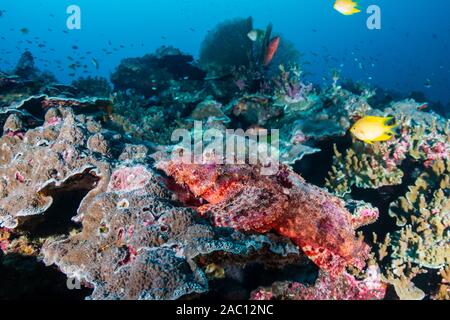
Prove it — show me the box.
[71,76,112,98]
[111,46,206,98]
[0,18,448,301]
[326,100,449,196]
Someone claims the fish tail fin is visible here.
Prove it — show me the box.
[383,116,398,129]
[387,124,399,131]
[352,8,361,14]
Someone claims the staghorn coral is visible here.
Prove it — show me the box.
[155,149,372,277]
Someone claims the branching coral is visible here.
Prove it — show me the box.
[272,64,312,105]
[374,159,449,300]
[326,104,450,196]
[433,266,450,300]
[326,142,405,196]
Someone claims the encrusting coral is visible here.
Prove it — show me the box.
[43,165,304,300]
[0,107,110,229]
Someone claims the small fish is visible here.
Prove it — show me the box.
[334,0,361,16]
[247,29,265,42]
[417,103,428,110]
[350,116,397,144]
[264,36,280,66]
[424,78,432,88]
[92,58,99,69]
[20,28,29,34]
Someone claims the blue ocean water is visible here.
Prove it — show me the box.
[1,0,449,106]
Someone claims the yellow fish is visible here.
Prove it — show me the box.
[334,0,361,16]
[350,116,397,144]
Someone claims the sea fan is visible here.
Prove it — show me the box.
[199,17,254,75]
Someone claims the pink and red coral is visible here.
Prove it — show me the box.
[251,266,386,300]
[108,166,154,192]
[0,228,11,253]
[156,158,371,276]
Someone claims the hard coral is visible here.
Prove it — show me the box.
[251,267,386,300]
[0,105,146,229]
[155,154,371,276]
[326,106,450,196]
[43,166,303,300]
[111,46,205,97]
[376,159,449,300]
